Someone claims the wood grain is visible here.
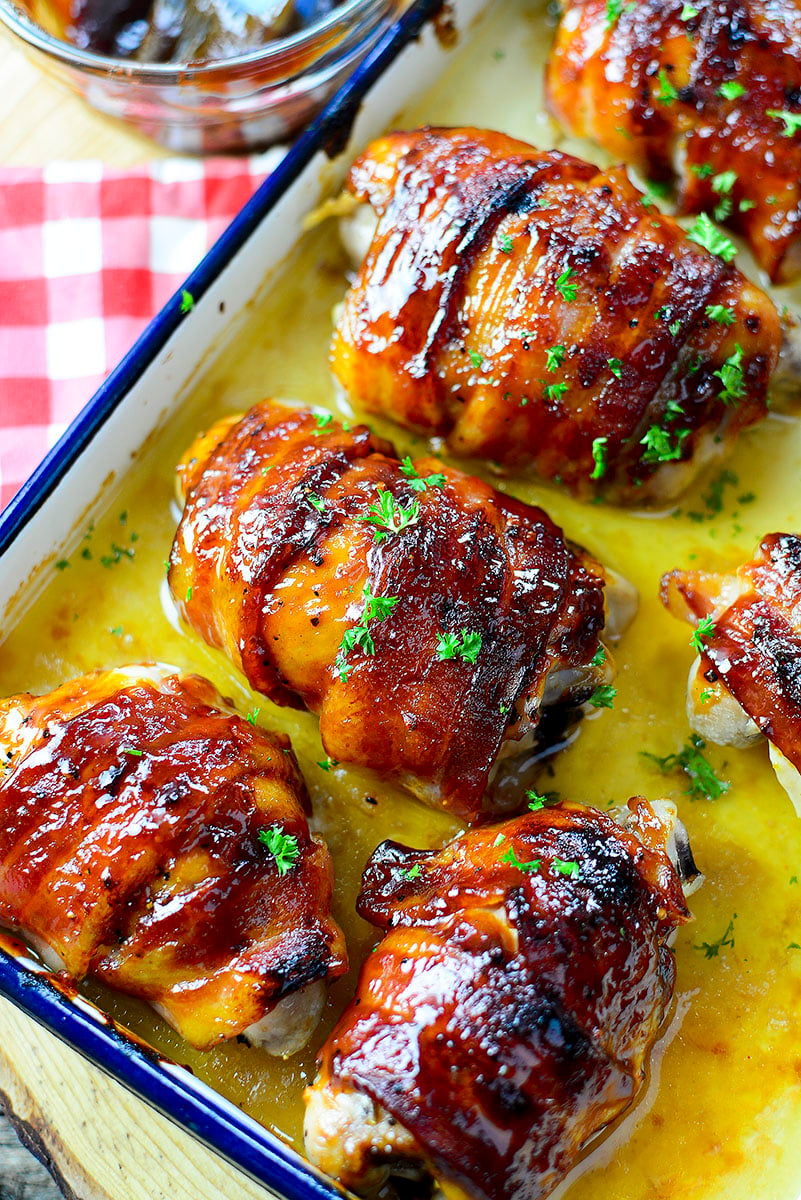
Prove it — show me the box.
[0,29,163,165]
[0,1111,61,1200]
[0,997,277,1199]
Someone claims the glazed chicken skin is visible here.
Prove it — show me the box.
[331,127,780,504]
[0,664,347,1052]
[662,532,801,816]
[547,0,801,284]
[305,798,696,1200]
[169,400,622,822]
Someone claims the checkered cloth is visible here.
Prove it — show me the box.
[0,152,283,511]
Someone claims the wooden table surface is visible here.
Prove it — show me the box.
[0,28,275,1200]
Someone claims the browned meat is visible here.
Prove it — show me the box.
[168,399,622,822]
[305,798,693,1200]
[0,664,347,1052]
[330,127,780,503]
[662,532,801,813]
[547,0,801,283]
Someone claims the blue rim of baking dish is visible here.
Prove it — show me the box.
[0,0,448,560]
[0,0,447,1194]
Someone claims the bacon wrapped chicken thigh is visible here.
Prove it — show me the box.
[662,532,801,815]
[305,797,697,1200]
[0,664,347,1052]
[169,400,630,821]
[547,0,801,284]
[331,127,780,504]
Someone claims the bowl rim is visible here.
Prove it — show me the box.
[0,0,396,80]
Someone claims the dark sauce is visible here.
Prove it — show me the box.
[66,0,344,62]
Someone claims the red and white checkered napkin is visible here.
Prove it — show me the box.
[0,151,284,512]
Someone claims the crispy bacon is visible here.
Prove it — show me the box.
[331,127,780,503]
[169,400,614,821]
[661,533,801,803]
[305,799,692,1200]
[0,665,346,1051]
[547,0,801,283]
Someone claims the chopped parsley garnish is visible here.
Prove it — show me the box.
[468,349,484,369]
[680,2,698,18]
[714,344,745,405]
[588,685,616,709]
[590,643,607,667]
[498,233,514,254]
[687,212,737,261]
[607,357,623,379]
[555,266,577,302]
[500,844,541,873]
[545,344,567,372]
[317,757,339,771]
[738,198,756,212]
[604,0,633,27]
[180,289,194,313]
[705,304,736,326]
[543,381,568,403]
[712,169,737,195]
[400,456,446,492]
[717,81,746,101]
[259,826,300,876]
[306,493,325,513]
[686,467,738,522]
[695,914,736,958]
[55,559,70,570]
[360,488,420,544]
[314,410,334,431]
[699,689,714,704]
[245,708,260,726]
[526,790,548,810]
[335,584,399,681]
[767,109,801,137]
[640,423,689,464]
[400,863,422,881]
[590,436,608,480]
[690,614,716,651]
[690,162,714,179]
[122,747,144,757]
[552,858,580,878]
[641,734,729,800]
[656,68,679,104]
[437,630,483,664]
[109,626,124,637]
[186,586,192,602]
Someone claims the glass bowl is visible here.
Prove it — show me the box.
[0,0,405,152]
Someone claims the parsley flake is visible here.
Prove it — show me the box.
[714,344,745,405]
[360,488,420,544]
[400,863,422,881]
[555,266,577,302]
[687,212,737,261]
[717,81,746,101]
[545,344,567,372]
[690,614,716,651]
[498,233,514,254]
[468,349,484,369]
[590,644,607,667]
[767,109,801,137]
[400,456,446,492]
[590,436,608,480]
[501,845,541,873]
[641,734,729,800]
[306,493,325,513]
[705,304,736,326]
[313,410,334,431]
[657,68,679,104]
[552,858,580,878]
[607,357,623,379]
[335,584,399,681]
[640,423,689,464]
[543,380,568,403]
[180,289,195,313]
[437,630,483,664]
[317,757,339,771]
[588,685,616,709]
[245,708,261,726]
[259,826,300,876]
[695,914,736,958]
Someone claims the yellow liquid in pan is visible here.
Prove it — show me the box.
[1,2,801,1196]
